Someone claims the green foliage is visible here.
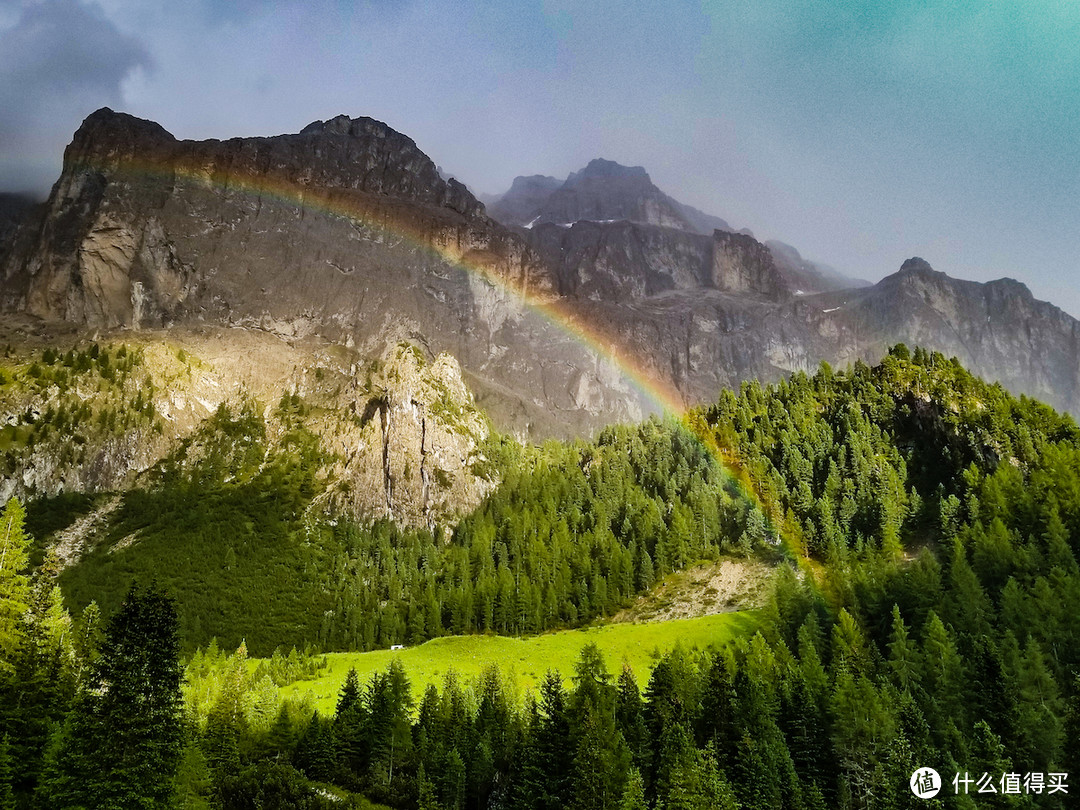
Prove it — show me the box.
[0,498,30,670]
[58,413,758,654]
[42,584,183,808]
[24,491,100,546]
[0,342,156,476]
[6,346,1080,808]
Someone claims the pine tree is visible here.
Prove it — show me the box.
[0,498,31,671]
[71,600,102,684]
[335,667,367,783]
[615,665,648,774]
[0,734,14,810]
[514,671,573,810]
[569,701,631,810]
[887,605,918,693]
[42,585,183,809]
[618,767,648,810]
[295,712,336,782]
[418,762,444,810]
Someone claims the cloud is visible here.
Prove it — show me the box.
[0,0,149,194]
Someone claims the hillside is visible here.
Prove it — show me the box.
[4,346,1080,808]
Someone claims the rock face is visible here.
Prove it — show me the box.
[5,109,1080,440]
[0,325,495,529]
[711,232,790,298]
[331,343,495,527]
[2,109,655,438]
[487,174,562,226]
[527,220,716,300]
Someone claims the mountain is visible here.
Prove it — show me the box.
[488,158,862,294]
[4,108,1080,438]
[489,158,730,234]
[0,320,496,528]
[0,109,656,438]
[486,174,562,225]
[766,239,871,294]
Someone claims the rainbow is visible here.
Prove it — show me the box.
[72,155,808,563]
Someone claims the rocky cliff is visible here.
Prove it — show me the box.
[0,323,495,529]
[2,109,655,438]
[4,109,1080,441]
[488,159,862,295]
[711,231,790,298]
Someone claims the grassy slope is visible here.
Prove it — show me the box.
[278,611,758,714]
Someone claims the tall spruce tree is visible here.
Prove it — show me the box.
[41,585,183,809]
[0,498,30,671]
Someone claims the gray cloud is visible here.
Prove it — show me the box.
[0,0,149,194]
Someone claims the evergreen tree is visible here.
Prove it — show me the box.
[618,767,648,810]
[514,671,572,810]
[417,762,443,810]
[334,667,367,783]
[569,701,630,810]
[887,605,918,693]
[0,498,30,670]
[295,712,336,783]
[0,735,14,810]
[615,665,648,774]
[42,585,183,809]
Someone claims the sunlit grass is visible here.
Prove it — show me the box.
[278,611,758,714]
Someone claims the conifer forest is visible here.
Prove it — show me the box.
[2,347,1078,808]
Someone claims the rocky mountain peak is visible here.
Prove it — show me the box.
[509,174,561,192]
[486,174,562,225]
[567,158,651,184]
[487,158,737,238]
[526,158,694,231]
[898,256,938,277]
[62,108,175,178]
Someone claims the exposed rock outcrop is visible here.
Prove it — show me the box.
[0,326,495,528]
[330,343,495,527]
[711,231,790,299]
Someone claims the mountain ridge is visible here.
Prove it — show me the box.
[3,108,1080,433]
[487,157,863,295]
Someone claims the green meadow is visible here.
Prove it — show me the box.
[278,611,758,713]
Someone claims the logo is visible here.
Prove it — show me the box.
[911,768,942,798]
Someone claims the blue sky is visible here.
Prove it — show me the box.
[2,0,1078,315]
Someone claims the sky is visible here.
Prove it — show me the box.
[1,0,1078,315]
